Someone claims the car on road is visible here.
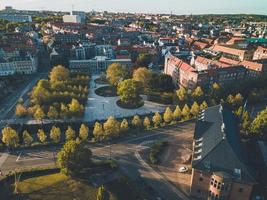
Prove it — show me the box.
[178,166,188,173]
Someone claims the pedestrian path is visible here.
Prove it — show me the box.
[0,152,9,168]
[84,75,167,121]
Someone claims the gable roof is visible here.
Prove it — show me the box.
[192,104,256,183]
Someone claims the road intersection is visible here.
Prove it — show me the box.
[0,122,194,200]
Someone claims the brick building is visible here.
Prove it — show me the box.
[190,104,257,200]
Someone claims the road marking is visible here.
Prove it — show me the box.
[16,152,22,162]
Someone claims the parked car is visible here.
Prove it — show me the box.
[178,166,188,173]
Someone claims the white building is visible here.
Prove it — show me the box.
[0,13,32,22]
[69,56,132,74]
[63,15,82,23]
[0,56,38,76]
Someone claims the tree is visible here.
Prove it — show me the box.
[97,185,109,200]
[226,94,235,106]
[250,107,267,136]
[22,130,33,146]
[200,101,208,110]
[192,86,204,102]
[50,126,61,143]
[57,140,92,176]
[47,106,59,119]
[103,116,120,139]
[176,87,187,102]
[106,63,127,86]
[136,53,152,67]
[131,115,142,128]
[37,129,47,143]
[143,117,151,129]
[68,98,84,117]
[120,119,129,133]
[235,106,243,118]
[79,124,89,140]
[117,79,140,105]
[93,122,105,141]
[234,93,244,108]
[211,83,220,100]
[60,103,69,118]
[50,65,70,83]
[163,107,173,123]
[1,127,19,148]
[65,126,76,140]
[182,104,190,120]
[34,106,45,120]
[152,112,162,127]
[190,102,200,117]
[133,67,152,89]
[173,105,182,121]
[241,111,250,132]
[15,104,27,117]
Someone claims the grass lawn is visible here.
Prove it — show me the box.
[10,172,146,200]
[95,85,118,97]
[16,173,116,200]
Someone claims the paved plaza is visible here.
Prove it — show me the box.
[84,75,167,121]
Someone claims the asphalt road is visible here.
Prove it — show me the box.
[0,122,195,200]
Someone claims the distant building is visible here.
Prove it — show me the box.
[72,11,86,23]
[69,56,132,74]
[253,46,267,60]
[0,13,32,22]
[190,104,257,200]
[63,15,81,23]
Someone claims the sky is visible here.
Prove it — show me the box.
[1,0,267,15]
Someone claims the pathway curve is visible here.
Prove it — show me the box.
[84,75,167,121]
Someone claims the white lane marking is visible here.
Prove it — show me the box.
[16,152,22,162]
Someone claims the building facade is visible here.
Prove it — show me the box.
[190,105,257,200]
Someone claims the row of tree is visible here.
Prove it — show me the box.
[1,124,89,148]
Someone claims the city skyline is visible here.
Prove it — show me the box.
[1,0,267,15]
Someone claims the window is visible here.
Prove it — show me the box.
[197,189,201,194]
[199,177,203,181]
[238,188,243,193]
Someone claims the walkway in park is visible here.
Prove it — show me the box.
[84,75,167,121]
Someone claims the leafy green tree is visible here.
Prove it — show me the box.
[163,107,173,124]
[190,102,200,117]
[143,117,151,129]
[136,53,153,67]
[1,127,19,148]
[15,103,27,117]
[120,119,129,133]
[50,65,70,83]
[57,140,92,176]
[130,115,141,129]
[173,105,182,121]
[22,130,33,146]
[47,106,59,119]
[60,103,69,118]
[79,124,89,140]
[226,94,235,106]
[103,116,120,138]
[211,83,220,100]
[192,86,204,102]
[182,104,191,120]
[106,63,127,86]
[133,67,152,89]
[117,79,140,105]
[37,129,47,143]
[250,107,267,136]
[93,122,105,141]
[65,126,76,140]
[235,106,243,118]
[152,112,162,127]
[200,101,208,110]
[97,185,109,200]
[34,106,45,120]
[50,126,61,143]
[68,98,84,117]
[234,93,244,107]
[176,87,187,102]
[241,111,251,132]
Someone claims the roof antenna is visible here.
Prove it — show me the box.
[71,4,74,15]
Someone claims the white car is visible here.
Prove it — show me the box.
[178,166,188,173]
